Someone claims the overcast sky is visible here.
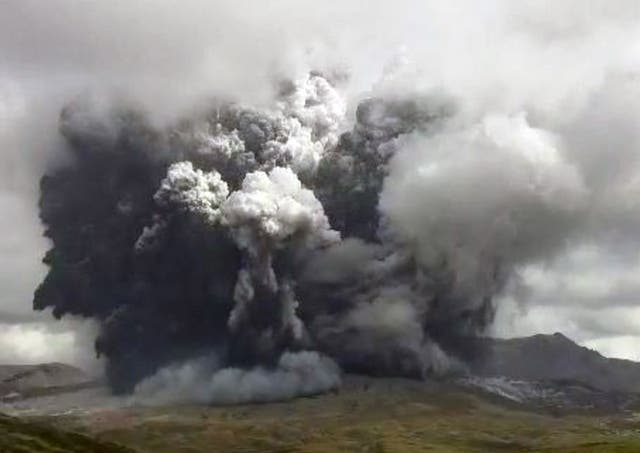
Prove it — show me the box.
[2,0,640,368]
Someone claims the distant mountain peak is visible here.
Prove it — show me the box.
[445,333,640,394]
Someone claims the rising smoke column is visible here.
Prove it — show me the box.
[35,75,352,394]
[221,166,339,365]
[34,69,595,402]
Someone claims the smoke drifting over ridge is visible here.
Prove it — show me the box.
[3,0,640,401]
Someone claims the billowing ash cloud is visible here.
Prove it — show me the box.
[34,75,350,395]
[4,0,640,401]
[33,64,640,401]
[35,74,477,397]
[380,114,587,326]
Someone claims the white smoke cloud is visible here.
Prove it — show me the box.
[135,161,230,251]
[379,113,586,314]
[222,166,339,344]
[268,74,347,173]
[134,351,340,406]
[223,167,339,250]
[155,162,229,221]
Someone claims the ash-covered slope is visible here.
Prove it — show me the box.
[0,363,92,399]
[451,333,640,394]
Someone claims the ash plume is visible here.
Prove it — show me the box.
[12,1,640,402]
[33,69,640,401]
[35,75,476,395]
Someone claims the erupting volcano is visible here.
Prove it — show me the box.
[33,70,595,404]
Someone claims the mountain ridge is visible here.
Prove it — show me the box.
[444,332,640,394]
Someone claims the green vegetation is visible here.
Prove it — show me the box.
[31,379,640,453]
[0,413,135,453]
[85,405,640,453]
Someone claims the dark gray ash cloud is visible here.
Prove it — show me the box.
[2,1,640,402]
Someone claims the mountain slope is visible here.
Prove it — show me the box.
[0,363,93,400]
[450,333,640,393]
[0,413,135,453]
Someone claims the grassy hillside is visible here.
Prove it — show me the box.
[29,377,640,453]
[0,413,135,453]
